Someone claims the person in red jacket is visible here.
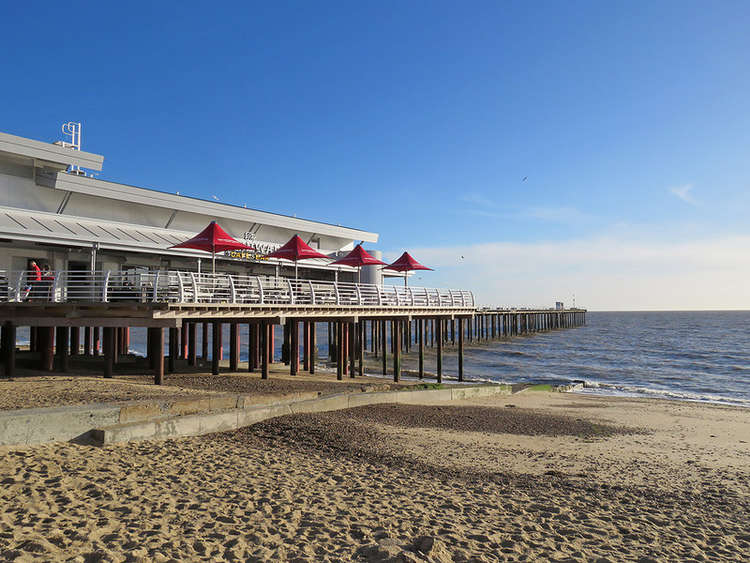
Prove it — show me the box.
[24,260,42,301]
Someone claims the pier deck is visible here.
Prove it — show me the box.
[0,270,585,386]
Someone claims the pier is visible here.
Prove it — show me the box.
[0,270,585,385]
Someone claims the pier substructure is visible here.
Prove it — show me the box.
[0,301,584,386]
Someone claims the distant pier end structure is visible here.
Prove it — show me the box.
[0,126,585,385]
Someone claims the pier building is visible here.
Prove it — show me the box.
[0,125,585,389]
[0,125,382,284]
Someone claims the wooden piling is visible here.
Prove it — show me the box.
[38,327,54,371]
[93,326,100,356]
[70,326,80,356]
[336,322,344,381]
[310,321,316,375]
[212,322,220,375]
[358,321,364,378]
[290,319,299,376]
[392,319,401,382]
[202,322,209,360]
[260,322,269,379]
[168,327,177,373]
[348,321,356,378]
[2,322,16,378]
[230,323,239,372]
[153,328,164,386]
[457,317,464,382]
[381,319,387,376]
[55,326,69,372]
[418,318,424,379]
[103,327,114,379]
[188,322,197,366]
[436,317,443,383]
[83,326,91,356]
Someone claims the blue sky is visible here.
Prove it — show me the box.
[2,1,749,309]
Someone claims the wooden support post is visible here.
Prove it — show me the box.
[381,319,387,376]
[358,321,364,377]
[202,322,209,360]
[38,327,54,371]
[327,322,333,361]
[282,320,290,365]
[168,327,177,373]
[83,326,91,356]
[418,318,424,379]
[217,323,224,361]
[260,322,269,379]
[436,317,443,383]
[341,323,348,376]
[93,327,100,356]
[212,322,220,375]
[112,327,120,365]
[230,323,239,372]
[268,324,275,363]
[29,327,36,353]
[153,328,164,385]
[290,320,298,376]
[458,317,464,382]
[392,320,401,382]
[303,322,309,372]
[247,323,255,372]
[349,321,356,378]
[310,322,316,375]
[70,326,80,356]
[2,322,16,378]
[188,322,196,366]
[180,324,188,359]
[55,326,69,372]
[103,327,114,379]
[336,322,343,381]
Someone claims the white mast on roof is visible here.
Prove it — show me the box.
[55,122,83,175]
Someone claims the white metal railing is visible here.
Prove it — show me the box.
[0,270,475,308]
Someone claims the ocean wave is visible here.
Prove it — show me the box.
[578,380,750,408]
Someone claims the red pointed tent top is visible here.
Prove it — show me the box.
[331,244,387,268]
[265,235,330,262]
[383,252,433,272]
[171,221,252,252]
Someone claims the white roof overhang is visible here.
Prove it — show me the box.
[0,205,350,271]
[50,172,379,243]
[0,131,104,171]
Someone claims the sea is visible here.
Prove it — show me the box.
[440,311,750,408]
[15,311,750,407]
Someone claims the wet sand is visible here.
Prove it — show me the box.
[0,391,748,561]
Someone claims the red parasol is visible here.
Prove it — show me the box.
[170,221,252,273]
[331,244,387,283]
[265,235,330,279]
[383,251,433,286]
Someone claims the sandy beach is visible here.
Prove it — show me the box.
[1,388,748,561]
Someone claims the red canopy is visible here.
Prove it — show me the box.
[266,235,329,262]
[171,221,251,253]
[331,244,387,267]
[383,252,432,272]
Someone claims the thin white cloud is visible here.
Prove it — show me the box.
[460,193,590,224]
[460,192,497,208]
[386,233,750,310]
[670,184,697,205]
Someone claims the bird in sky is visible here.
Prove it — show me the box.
[522,176,528,182]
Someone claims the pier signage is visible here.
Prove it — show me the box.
[223,232,281,261]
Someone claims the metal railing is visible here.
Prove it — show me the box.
[0,270,475,308]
